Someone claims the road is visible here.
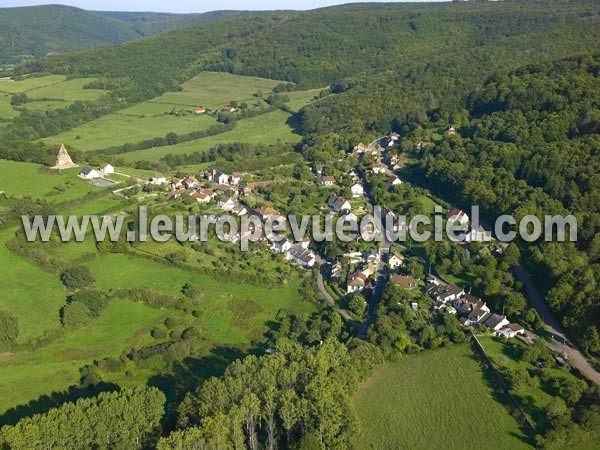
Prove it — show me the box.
[315,264,355,323]
[357,141,392,339]
[514,264,600,385]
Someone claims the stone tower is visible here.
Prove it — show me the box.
[52,144,77,169]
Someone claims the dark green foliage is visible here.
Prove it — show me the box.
[60,266,95,290]
[0,387,165,450]
[0,309,19,347]
[166,340,369,449]
[61,301,91,329]
[70,289,111,318]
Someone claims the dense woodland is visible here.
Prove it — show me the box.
[0,1,600,448]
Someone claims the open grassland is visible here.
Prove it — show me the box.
[120,110,301,162]
[285,88,327,112]
[153,71,283,109]
[352,344,532,450]
[0,75,66,94]
[0,299,168,417]
[43,110,218,151]
[0,94,19,120]
[0,160,103,203]
[26,78,105,102]
[0,229,66,343]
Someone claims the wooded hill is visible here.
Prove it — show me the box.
[0,5,245,65]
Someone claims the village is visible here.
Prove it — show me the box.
[56,127,539,346]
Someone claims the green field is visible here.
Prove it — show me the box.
[352,344,532,450]
[120,110,301,162]
[0,94,19,119]
[0,299,168,416]
[0,160,103,203]
[43,110,218,151]
[153,71,283,109]
[0,75,66,94]
[285,88,327,112]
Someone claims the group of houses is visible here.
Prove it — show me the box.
[428,283,525,338]
[79,162,114,180]
[344,249,381,293]
[271,236,316,268]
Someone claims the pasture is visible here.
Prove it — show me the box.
[43,110,218,151]
[0,75,66,94]
[352,344,532,450]
[120,110,301,162]
[153,71,283,109]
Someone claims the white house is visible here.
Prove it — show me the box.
[351,183,364,197]
[80,167,100,179]
[99,162,114,175]
[218,197,236,211]
[447,208,470,227]
[388,252,405,270]
[328,195,351,212]
[214,171,230,185]
[192,192,211,203]
[388,175,402,186]
[321,176,336,186]
[483,314,510,331]
[232,203,248,216]
[347,272,367,293]
[465,225,491,243]
[231,173,244,186]
[372,163,386,174]
[272,238,293,254]
[151,173,167,185]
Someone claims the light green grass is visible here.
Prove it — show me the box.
[153,71,283,109]
[0,160,102,203]
[0,75,66,94]
[26,78,105,102]
[285,88,327,112]
[43,111,218,151]
[0,299,168,415]
[352,344,532,450]
[0,94,19,119]
[120,110,300,162]
[22,100,70,112]
[0,229,66,342]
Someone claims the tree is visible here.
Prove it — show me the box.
[62,302,91,329]
[0,310,19,347]
[503,243,521,266]
[61,266,95,290]
[348,293,367,318]
[70,289,111,318]
[582,326,600,355]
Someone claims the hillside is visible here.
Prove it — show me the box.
[0,5,249,66]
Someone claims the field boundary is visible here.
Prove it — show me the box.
[470,333,536,436]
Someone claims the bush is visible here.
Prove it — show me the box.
[61,266,95,290]
[62,302,91,329]
[0,310,19,347]
[70,289,111,318]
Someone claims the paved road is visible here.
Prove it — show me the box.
[315,266,354,323]
[514,264,600,385]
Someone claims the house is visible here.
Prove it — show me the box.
[299,237,311,249]
[272,237,293,254]
[168,188,189,200]
[467,309,491,327]
[321,176,336,186]
[347,272,367,293]
[218,197,236,211]
[170,177,183,190]
[447,208,470,227]
[192,192,211,204]
[351,143,366,157]
[314,164,324,175]
[428,284,465,303]
[465,225,491,243]
[328,195,351,212]
[151,173,167,186]
[80,167,100,179]
[387,175,402,186]
[446,125,458,135]
[330,261,342,279]
[372,163,386,174]
[390,275,417,290]
[287,245,316,268]
[482,314,510,331]
[182,176,199,189]
[231,173,244,186]
[497,323,525,338]
[221,106,237,113]
[192,107,206,114]
[99,162,114,175]
[351,183,364,197]
[445,306,457,315]
[380,134,399,149]
[363,249,379,264]
[254,207,283,222]
[388,252,405,270]
[232,203,248,216]
[340,212,358,223]
[214,171,230,185]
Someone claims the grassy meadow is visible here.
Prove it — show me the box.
[120,110,301,162]
[352,344,532,450]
